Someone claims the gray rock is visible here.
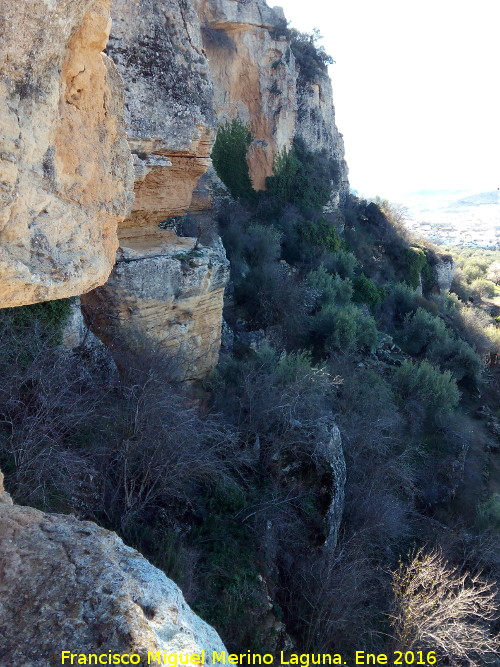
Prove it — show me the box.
[0,502,226,663]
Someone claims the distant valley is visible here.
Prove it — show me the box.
[399,189,500,248]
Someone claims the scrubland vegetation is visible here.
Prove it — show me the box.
[2,118,500,662]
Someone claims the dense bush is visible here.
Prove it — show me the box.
[427,336,482,385]
[233,265,309,349]
[266,138,339,212]
[298,218,343,253]
[400,307,448,355]
[307,266,353,307]
[321,249,359,279]
[289,28,334,82]
[211,119,254,200]
[281,217,343,270]
[405,247,427,290]
[352,273,385,312]
[470,277,497,298]
[0,297,73,345]
[308,304,378,356]
[393,360,460,421]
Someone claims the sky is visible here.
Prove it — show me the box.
[277,0,500,201]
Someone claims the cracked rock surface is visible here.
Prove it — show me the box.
[0,503,225,664]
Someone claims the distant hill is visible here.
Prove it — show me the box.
[449,191,500,209]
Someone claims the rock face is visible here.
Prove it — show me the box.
[0,0,349,377]
[0,0,133,308]
[0,469,12,505]
[323,424,346,552]
[107,0,216,237]
[81,0,229,379]
[296,71,350,207]
[434,255,455,292]
[196,0,297,190]
[83,235,229,379]
[196,0,348,200]
[0,499,226,663]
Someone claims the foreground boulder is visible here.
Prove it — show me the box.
[0,497,225,663]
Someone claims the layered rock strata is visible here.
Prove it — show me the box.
[81,0,229,378]
[0,487,226,662]
[0,0,133,308]
[82,235,229,379]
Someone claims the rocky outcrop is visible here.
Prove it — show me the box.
[0,469,12,505]
[61,298,120,385]
[196,0,297,190]
[0,0,133,308]
[80,0,229,379]
[0,498,226,663]
[82,235,229,379]
[1,0,349,377]
[107,0,216,238]
[323,424,346,552]
[434,254,455,292]
[296,72,349,207]
[196,0,348,200]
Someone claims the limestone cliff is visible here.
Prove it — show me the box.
[196,0,348,200]
[0,0,133,308]
[0,0,349,377]
[78,0,349,378]
[81,0,230,379]
[196,0,296,190]
[0,482,226,662]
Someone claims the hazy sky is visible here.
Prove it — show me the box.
[277,0,500,200]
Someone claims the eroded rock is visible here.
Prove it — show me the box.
[82,235,229,380]
[434,254,455,292]
[0,0,133,308]
[80,0,228,379]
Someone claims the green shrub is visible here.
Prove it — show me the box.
[385,282,420,324]
[306,266,353,307]
[394,360,460,421]
[266,138,339,212]
[0,298,73,347]
[233,264,308,341]
[299,218,343,253]
[308,304,378,355]
[400,307,448,355]
[282,217,344,269]
[244,224,282,266]
[405,247,427,289]
[463,258,490,282]
[421,260,437,293]
[352,273,385,312]
[322,249,359,279]
[289,28,334,82]
[476,494,500,530]
[427,336,482,385]
[470,278,496,298]
[211,119,254,200]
